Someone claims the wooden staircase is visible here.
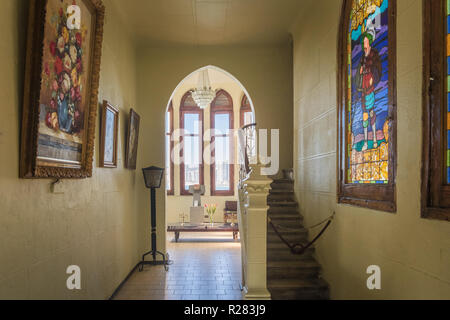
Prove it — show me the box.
[267,178,329,300]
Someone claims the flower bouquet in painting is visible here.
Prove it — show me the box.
[205,204,217,226]
[43,4,85,135]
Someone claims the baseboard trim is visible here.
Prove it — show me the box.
[109,262,140,300]
[242,286,272,300]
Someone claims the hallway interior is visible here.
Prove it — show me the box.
[1,0,449,301]
[113,232,242,300]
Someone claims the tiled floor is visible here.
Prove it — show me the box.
[113,232,243,300]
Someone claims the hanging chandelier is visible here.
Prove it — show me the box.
[191,69,216,109]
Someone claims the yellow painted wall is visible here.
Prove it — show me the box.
[291,0,450,299]
[135,45,294,256]
[0,0,141,299]
[166,73,244,225]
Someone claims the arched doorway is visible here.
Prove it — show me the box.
[164,66,256,226]
[162,66,256,300]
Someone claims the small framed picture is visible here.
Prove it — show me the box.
[125,109,140,170]
[100,100,119,168]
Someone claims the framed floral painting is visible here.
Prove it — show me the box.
[20,0,105,179]
[100,101,119,168]
[125,109,140,170]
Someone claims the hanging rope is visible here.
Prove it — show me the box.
[268,212,335,255]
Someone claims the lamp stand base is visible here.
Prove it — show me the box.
[138,250,172,272]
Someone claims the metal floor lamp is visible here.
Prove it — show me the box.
[139,166,171,271]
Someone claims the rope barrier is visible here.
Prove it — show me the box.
[268,212,335,255]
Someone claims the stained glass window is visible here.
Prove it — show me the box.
[338,0,396,212]
[347,0,390,184]
[447,0,450,184]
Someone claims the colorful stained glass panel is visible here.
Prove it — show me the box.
[347,0,390,184]
[447,0,450,183]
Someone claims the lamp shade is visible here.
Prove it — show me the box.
[142,166,164,189]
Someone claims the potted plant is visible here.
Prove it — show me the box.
[205,204,217,226]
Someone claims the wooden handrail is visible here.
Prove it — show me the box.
[241,122,257,130]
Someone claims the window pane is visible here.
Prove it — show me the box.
[214,136,230,191]
[165,135,171,191]
[244,112,253,126]
[214,113,230,134]
[243,112,256,158]
[166,111,171,134]
[184,113,200,134]
[184,136,200,190]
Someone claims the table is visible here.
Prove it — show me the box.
[167,223,239,242]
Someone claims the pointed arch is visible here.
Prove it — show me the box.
[165,65,255,117]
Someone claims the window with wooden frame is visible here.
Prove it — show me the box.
[337,0,397,212]
[211,90,234,196]
[180,92,204,195]
[240,95,256,160]
[165,101,174,195]
[422,0,450,221]
[240,95,254,127]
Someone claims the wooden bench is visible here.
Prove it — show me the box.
[167,223,239,242]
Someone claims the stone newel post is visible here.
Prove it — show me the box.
[238,162,272,300]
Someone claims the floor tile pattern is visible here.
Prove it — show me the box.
[113,232,242,300]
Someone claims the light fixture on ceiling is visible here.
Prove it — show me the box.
[191,69,216,109]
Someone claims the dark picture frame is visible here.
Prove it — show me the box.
[100,100,119,168]
[125,109,140,170]
[337,0,397,212]
[20,0,105,179]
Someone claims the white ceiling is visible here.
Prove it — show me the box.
[111,0,311,46]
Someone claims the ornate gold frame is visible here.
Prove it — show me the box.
[20,0,105,179]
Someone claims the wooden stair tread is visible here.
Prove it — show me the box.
[267,240,308,248]
[268,278,328,289]
[267,201,298,206]
[269,189,294,194]
[268,227,307,234]
[272,179,294,184]
[268,259,320,268]
[268,213,303,219]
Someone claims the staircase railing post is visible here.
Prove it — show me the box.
[238,162,272,300]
